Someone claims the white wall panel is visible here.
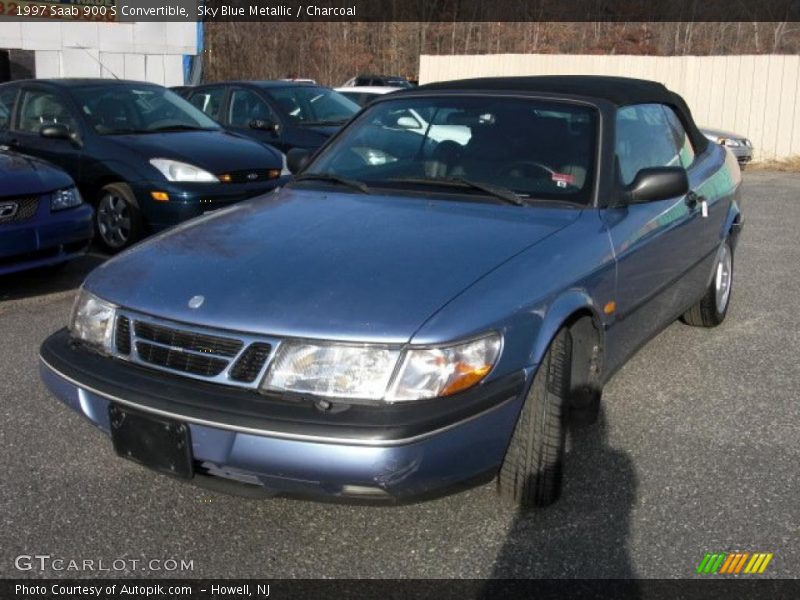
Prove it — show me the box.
[421,53,800,160]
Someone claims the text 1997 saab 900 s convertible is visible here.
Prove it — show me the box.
[40,76,742,508]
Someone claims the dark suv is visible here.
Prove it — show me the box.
[0,79,284,251]
[176,81,360,155]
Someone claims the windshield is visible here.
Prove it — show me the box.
[306,97,598,204]
[268,86,359,125]
[72,84,221,135]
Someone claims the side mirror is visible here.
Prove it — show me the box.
[621,166,689,204]
[286,147,311,175]
[40,124,71,140]
[396,115,422,129]
[40,124,82,147]
[249,119,279,134]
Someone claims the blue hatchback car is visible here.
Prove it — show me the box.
[0,79,285,252]
[40,77,742,507]
[0,151,92,276]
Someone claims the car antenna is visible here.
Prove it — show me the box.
[77,47,120,80]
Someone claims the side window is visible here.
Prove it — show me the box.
[615,103,681,186]
[0,86,17,131]
[188,87,225,121]
[17,89,78,134]
[228,89,276,127]
[662,106,696,168]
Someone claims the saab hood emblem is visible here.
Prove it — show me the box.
[188,295,205,309]
[247,172,258,180]
[0,202,18,220]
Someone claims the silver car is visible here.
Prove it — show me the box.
[702,127,753,167]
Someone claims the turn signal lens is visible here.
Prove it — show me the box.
[150,191,170,202]
[219,174,233,183]
[387,333,501,401]
[267,169,281,179]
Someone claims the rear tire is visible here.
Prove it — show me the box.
[682,239,733,327]
[95,183,143,253]
[497,328,571,508]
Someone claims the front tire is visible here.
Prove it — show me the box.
[682,239,734,327]
[95,183,143,253]
[497,328,571,508]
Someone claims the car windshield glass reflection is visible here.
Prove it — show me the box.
[269,86,359,125]
[73,84,221,135]
[306,97,598,204]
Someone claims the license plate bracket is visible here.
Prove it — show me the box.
[109,404,193,479]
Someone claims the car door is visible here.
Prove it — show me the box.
[226,87,287,152]
[602,103,705,366]
[10,85,83,180]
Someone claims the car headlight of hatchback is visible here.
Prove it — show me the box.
[50,186,83,211]
[722,138,742,148]
[150,158,218,182]
[261,332,501,402]
[386,334,502,401]
[69,289,116,352]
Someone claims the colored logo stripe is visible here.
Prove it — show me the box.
[698,552,773,574]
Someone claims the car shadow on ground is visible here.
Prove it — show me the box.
[0,253,107,303]
[484,410,641,591]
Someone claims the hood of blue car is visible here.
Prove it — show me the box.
[86,188,580,343]
[110,130,282,171]
[0,151,73,197]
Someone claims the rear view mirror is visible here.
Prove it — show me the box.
[249,119,280,134]
[396,116,421,129]
[40,124,71,140]
[40,124,82,147]
[286,148,311,175]
[622,167,689,204]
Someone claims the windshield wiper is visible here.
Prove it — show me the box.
[298,119,350,127]
[293,173,370,194]
[388,177,526,206]
[147,124,217,132]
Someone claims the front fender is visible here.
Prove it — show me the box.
[531,290,604,367]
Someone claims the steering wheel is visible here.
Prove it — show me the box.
[498,160,556,179]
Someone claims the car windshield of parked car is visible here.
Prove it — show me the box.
[72,84,221,135]
[268,86,359,125]
[306,97,598,204]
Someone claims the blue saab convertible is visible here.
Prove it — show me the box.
[1,151,92,276]
[40,77,742,508]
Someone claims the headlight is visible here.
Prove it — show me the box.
[387,334,501,401]
[262,342,400,400]
[261,333,502,402]
[149,158,218,182]
[722,138,742,148]
[69,289,116,352]
[50,187,82,211]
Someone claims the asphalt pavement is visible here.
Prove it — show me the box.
[1,171,798,579]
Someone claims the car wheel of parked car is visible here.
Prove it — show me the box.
[95,183,143,252]
[497,328,571,508]
[682,239,734,327]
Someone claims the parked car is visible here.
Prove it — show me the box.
[0,79,285,251]
[0,150,92,275]
[341,74,414,88]
[40,76,743,508]
[334,85,402,106]
[175,81,360,154]
[701,127,753,167]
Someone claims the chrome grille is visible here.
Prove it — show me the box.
[0,196,38,224]
[113,311,278,389]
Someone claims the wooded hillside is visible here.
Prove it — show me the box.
[205,22,800,86]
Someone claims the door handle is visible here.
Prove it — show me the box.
[686,191,709,217]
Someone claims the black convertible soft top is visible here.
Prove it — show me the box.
[416,75,708,153]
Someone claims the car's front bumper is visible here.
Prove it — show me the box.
[39,329,529,502]
[130,178,289,232]
[0,203,93,276]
